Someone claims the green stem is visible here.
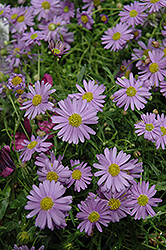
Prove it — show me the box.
[54,58,67,95]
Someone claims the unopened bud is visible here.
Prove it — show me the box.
[142,57,150,65]
[153,109,158,114]
[133,151,141,158]
[120,65,126,72]
[37,130,46,137]
[17,231,30,245]
[146,33,151,38]
[141,55,147,62]
[34,74,39,81]
[110,95,114,100]
[36,114,43,121]
[116,3,122,8]
[152,41,159,48]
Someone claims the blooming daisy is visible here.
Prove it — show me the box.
[31,0,60,21]
[7,73,26,95]
[51,97,98,144]
[37,158,71,185]
[113,73,151,111]
[98,189,132,222]
[101,22,134,52]
[13,245,44,250]
[128,181,162,220]
[21,27,45,46]
[76,9,94,30]
[76,194,111,235]
[134,112,161,142]
[160,80,166,97]
[93,147,137,193]
[155,114,166,150]
[20,80,56,120]
[58,0,75,22]
[100,14,108,24]
[140,0,166,14]
[119,1,147,28]
[66,159,92,192]
[25,180,72,230]
[0,4,11,19]
[19,134,52,162]
[138,50,166,87]
[68,79,106,112]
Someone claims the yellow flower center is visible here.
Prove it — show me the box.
[52,48,61,54]
[112,32,121,41]
[68,113,82,127]
[30,33,38,40]
[150,0,159,3]
[42,1,50,9]
[13,48,20,55]
[72,169,82,180]
[101,15,107,22]
[149,63,159,73]
[0,10,4,15]
[48,23,56,31]
[160,126,166,136]
[108,198,121,210]
[64,6,69,12]
[32,94,42,106]
[88,211,100,222]
[145,123,154,131]
[93,0,101,6]
[137,194,149,206]
[163,48,166,57]
[16,89,24,95]
[81,15,88,23]
[40,196,54,210]
[126,86,137,97]
[11,13,18,20]
[17,15,25,23]
[108,163,120,177]
[11,76,22,86]
[82,92,93,102]
[129,10,138,17]
[143,49,151,57]
[46,171,59,182]
[27,141,38,149]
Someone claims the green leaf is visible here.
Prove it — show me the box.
[0,184,11,220]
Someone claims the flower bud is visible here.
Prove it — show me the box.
[152,41,160,48]
[153,109,158,115]
[133,151,141,158]
[17,231,30,245]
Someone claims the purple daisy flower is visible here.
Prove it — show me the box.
[13,245,44,250]
[66,159,92,192]
[131,38,155,68]
[132,29,142,41]
[51,97,98,144]
[20,81,56,120]
[58,0,75,22]
[119,1,147,28]
[37,158,71,185]
[19,134,52,162]
[76,194,111,235]
[82,0,105,12]
[7,6,25,24]
[101,22,134,52]
[155,113,166,150]
[49,40,69,58]
[160,80,166,97]
[134,112,161,142]
[0,4,11,19]
[25,180,72,230]
[31,0,60,21]
[68,79,106,112]
[93,147,137,193]
[138,50,166,87]
[161,26,166,37]
[113,73,151,111]
[140,0,166,14]
[57,28,74,49]
[7,73,26,95]
[128,181,162,220]
[21,27,45,46]
[100,14,108,24]
[98,188,132,222]
[76,9,94,30]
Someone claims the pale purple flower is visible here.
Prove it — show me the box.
[68,79,106,112]
[128,181,162,220]
[140,0,166,14]
[132,29,142,41]
[21,27,45,46]
[58,0,75,22]
[131,38,155,68]
[100,14,108,23]
[20,81,56,120]
[57,28,74,49]
[161,26,166,37]
[19,134,52,162]
[138,50,166,87]
[155,113,166,150]
[76,194,111,235]
[82,0,105,12]
[31,0,60,21]
[119,1,147,28]
[76,9,94,30]
[113,73,151,111]
[93,147,137,193]
[0,4,11,19]
[7,73,26,95]
[7,6,25,24]
[13,244,44,250]
[101,22,134,51]
[160,80,166,97]
[66,159,92,192]
[134,112,161,142]
[51,97,98,144]
[25,180,72,230]
[98,189,132,222]
[37,158,71,185]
